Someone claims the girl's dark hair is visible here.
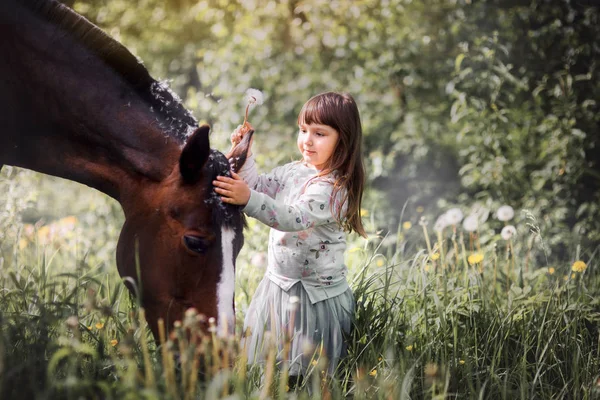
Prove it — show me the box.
[298,92,367,238]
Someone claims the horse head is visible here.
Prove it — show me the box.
[116,125,246,338]
[1,0,254,339]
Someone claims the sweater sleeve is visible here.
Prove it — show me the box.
[237,154,287,199]
[243,178,339,232]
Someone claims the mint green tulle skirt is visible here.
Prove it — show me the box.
[242,278,354,376]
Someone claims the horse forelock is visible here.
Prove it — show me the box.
[204,149,246,232]
[18,0,197,143]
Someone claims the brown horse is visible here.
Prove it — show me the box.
[0,0,252,338]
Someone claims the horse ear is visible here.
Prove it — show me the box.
[179,125,210,184]
[226,129,254,173]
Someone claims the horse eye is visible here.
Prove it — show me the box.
[183,235,210,254]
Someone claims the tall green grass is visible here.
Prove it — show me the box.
[0,171,599,398]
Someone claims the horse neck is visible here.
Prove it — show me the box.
[0,1,190,201]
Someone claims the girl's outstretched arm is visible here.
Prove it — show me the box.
[243,179,340,232]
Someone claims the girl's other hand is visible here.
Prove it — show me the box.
[213,171,251,206]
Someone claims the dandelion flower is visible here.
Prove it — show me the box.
[369,369,377,377]
[497,205,514,221]
[462,214,479,232]
[467,253,484,265]
[95,322,104,330]
[548,267,555,275]
[419,216,429,226]
[405,345,413,351]
[501,225,517,240]
[110,339,118,347]
[402,221,412,230]
[376,259,385,267]
[433,214,449,232]
[459,359,465,365]
[571,260,587,273]
[446,208,464,225]
[431,253,440,261]
[571,273,576,279]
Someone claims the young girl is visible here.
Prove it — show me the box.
[213,92,366,380]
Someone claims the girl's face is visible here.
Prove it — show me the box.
[297,122,339,170]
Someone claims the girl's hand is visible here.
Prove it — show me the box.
[230,123,254,146]
[213,171,251,206]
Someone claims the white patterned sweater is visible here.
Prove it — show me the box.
[238,155,350,304]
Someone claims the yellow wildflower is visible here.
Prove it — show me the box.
[548,267,555,275]
[369,369,377,377]
[424,264,431,272]
[360,209,369,217]
[405,345,413,351]
[110,339,118,347]
[416,206,424,213]
[402,221,412,230]
[430,253,440,261]
[95,322,105,330]
[467,253,484,265]
[459,360,465,365]
[376,259,385,267]
[87,326,92,330]
[571,260,587,273]
[571,273,576,279]
[311,360,318,366]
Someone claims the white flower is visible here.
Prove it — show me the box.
[497,205,514,221]
[501,225,517,240]
[433,213,450,232]
[462,214,479,232]
[245,88,264,106]
[445,208,464,225]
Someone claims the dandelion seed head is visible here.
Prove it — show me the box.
[66,316,79,328]
[446,208,464,225]
[433,214,449,232]
[245,88,264,105]
[497,205,515,221]
[501,225,517,240]
[462,214,479,232]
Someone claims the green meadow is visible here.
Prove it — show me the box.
[0,168,597,399]
[2,0,599,398]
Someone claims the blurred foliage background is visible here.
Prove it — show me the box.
[4,0,599,264]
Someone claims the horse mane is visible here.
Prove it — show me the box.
[21,0,198,143]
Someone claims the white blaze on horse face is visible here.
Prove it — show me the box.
[217,227,236,336]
